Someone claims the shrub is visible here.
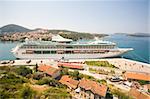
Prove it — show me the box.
[32,72,44,80]
[36,77,51,85]
[36,77,65,88]
[0,73,28,84]
[43,87,71,99]
[19,85,36,99]
[16,66,32,77]
[68,70,80,80]
[60,68,69,75]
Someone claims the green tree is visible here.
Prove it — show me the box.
[61,68,69,75]
[16,66,32,77]
[69,70,80,80]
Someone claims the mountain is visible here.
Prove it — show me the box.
[127,33,150,37]
[0,24,31,34]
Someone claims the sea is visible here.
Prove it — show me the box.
[0,34,149,64]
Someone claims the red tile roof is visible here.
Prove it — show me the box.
[129,88,150,99]
[124,72,150,81]
[58,62,84,69]
[59,75,79,89]
[79,78,107,97]
[38,64,60,76]
[38,64,51,72]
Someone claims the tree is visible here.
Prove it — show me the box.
[69,70,80,80]
[35,63,38,72]
[16,66,32,77]
[61,68,69,75]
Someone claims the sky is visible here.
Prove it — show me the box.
[0,0,149,34]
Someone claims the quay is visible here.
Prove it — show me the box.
[0,58,150,73]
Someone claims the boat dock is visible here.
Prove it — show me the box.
[0,58,150,73]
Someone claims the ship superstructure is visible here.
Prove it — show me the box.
[12,35,133,59]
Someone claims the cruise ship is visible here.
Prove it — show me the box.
[12,35,133,59]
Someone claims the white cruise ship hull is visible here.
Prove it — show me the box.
[13,48,133,60]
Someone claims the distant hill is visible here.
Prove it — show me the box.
[128,33,150,37]
[0,24,108,41]
[0,24,31,34]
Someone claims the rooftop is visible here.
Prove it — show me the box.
[58,62,84,70]
[79,78,107,97]
[129,88,150,99]
[124,71,150,81]
[38,64,60,76]
[59,75,79,89]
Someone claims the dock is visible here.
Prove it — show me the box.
[0,58,150,73]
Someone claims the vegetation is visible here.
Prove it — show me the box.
[137,80,150,85]
[108,84,133,99]
[111,89,133,99]
[89,68,115,75]
[0,72,29,99]
[36,77,65,88]
[0,66,70,99]
[0,24,31,33]
[32,72,44,80]
[16,66,32,77]
[85,61,116,68]
[19,85,36,99]
[42,87,71,99]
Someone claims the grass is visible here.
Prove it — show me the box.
[42,87,71,99]
[85,61,116,68]
[89,68,115,75]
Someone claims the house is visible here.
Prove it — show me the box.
[124,71,150,81]
[58,62,84,70]
[38,64,60,78]
[59,75,79,90]
[129,88,150,99]
[78,78,108,99]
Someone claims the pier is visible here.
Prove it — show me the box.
[0,58,149,73]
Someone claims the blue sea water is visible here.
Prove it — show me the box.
[0,34,149,63]
[104,34,150,63]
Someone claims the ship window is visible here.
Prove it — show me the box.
[34,51,41,54]
[66,46,73,49]
[65,51,72,54]
[43,51,50,54]
[51,51,56,54]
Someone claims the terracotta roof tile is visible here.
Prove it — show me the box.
[129,88,150,99]
[59,75,79,89]
[79,79,107,97]
[38,64,51,72]
[38,65,60,76]
[124,72,150,81]
[58,63,83,69]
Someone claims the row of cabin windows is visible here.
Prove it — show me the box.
[25,50,109,54]
[21,45,115,49]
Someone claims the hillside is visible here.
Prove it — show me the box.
[0,24,31,34]
[0,24,108,41]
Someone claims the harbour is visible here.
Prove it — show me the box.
[0,34,149,63]
[0,0,149,98]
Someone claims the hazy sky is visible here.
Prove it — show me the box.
[0,0,149,33]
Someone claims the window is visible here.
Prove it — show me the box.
[66,46,73,49]
[51,51,56,54]
[34,51,41,54]
[43,51,50,54]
